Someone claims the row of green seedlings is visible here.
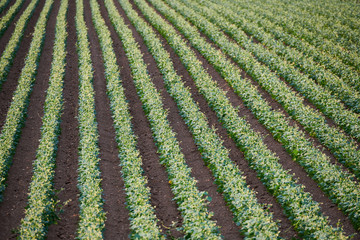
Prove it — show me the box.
[138,0,360,231]
[212,0,360,94]
[196,0,360,114]
[177,0,360,186]
[171,0,360,143]
[207,0,360,100]
[293,0,360,33]
[75,0,105,238]
[131,0,355,237]
[229,0,360,65]
[17,0,67,238]
[0,0,10,13]
[224,0,360,73]
[0,0,53,201]
[251,0,360,55]
[0,0,25,36]
[0,0,39,89]
[116,0,281,238]
[89,0,164,238]
[119,0,349,238]
[104,0,222,238]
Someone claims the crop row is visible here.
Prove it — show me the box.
[129,1,352,238]
[0,0,39,89]
[131,0,354,237]
[171,0,360,144]
[117,0,283,238]
[252,0,360,55]
[141,0,360,230]
[212,0,360,94]
[176,0,360,184]
[0,0,52,201]
[0,0,24,36]
[104,0,221,238]
[0,0,10,13]
[225,0,360,73]
[75,0,105,238]
[292,0,360,33]
[196,0,360,114]
[89,0,164,238]
[18,0,68,238]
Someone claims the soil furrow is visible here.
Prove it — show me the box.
[0,0,46,129]
[0,0,59,238]
[127,0,299,238]
[0,0,17,19]
[83,0,132,238]
[0,0,32,52]
[113,0,243,238]
[99,0,184,238]
[133,0,359,237]
[45,0,80,238]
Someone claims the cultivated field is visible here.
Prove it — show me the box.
[0,0,359,239]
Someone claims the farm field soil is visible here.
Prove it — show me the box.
[0,0,359,239]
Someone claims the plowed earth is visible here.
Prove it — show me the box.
[0,0,359,239]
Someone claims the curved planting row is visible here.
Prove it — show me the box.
[0,0,359,238]
[0,0,53,201]
[75,0,105,238]
[166,0,360,144]
[0,0,25,36]
[116,0,282,238]
[131,0,355,237]
[192,0,360,114]
[243,0,359,55]
[251,0,360,55]
[172,0,360,183]
[0,0,10,13]
[0,0,39,89]
[18,0,68,237]
[223,0,360,73]
[104,0,221,238]
[139,0,360,231]
[211,0,360,94]
[89,0,163,238]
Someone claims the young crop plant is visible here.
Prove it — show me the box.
[75,0,105,238]
[211,0,360,94]
[0,0,53,201]
[169,0,360,144]
[117,0,282,238]
[134,0,360,233]
[18,0,68,237]
[191,0,360,115]
[223,0,360,73]
[248,0,360,58]
[0,0,11,13]
[177,0,360,185]
[89,0,164,238]
[105,0,220,238]
[0,0,39,89]
[0,0,25,36]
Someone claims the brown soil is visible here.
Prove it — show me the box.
[0,0,59,238]
[0,0,359,239]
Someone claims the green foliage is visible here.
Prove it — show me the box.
[75,0,105,238]
[136,0,360,235]
[0,0,39,89]
[89,0,163,238]
[118,0,282,238]
[0,0,25,36]
[105,0,221,238]
[0,0,51,201]
[18,0,68,238]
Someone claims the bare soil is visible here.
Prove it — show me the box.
[0,0,359,239]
